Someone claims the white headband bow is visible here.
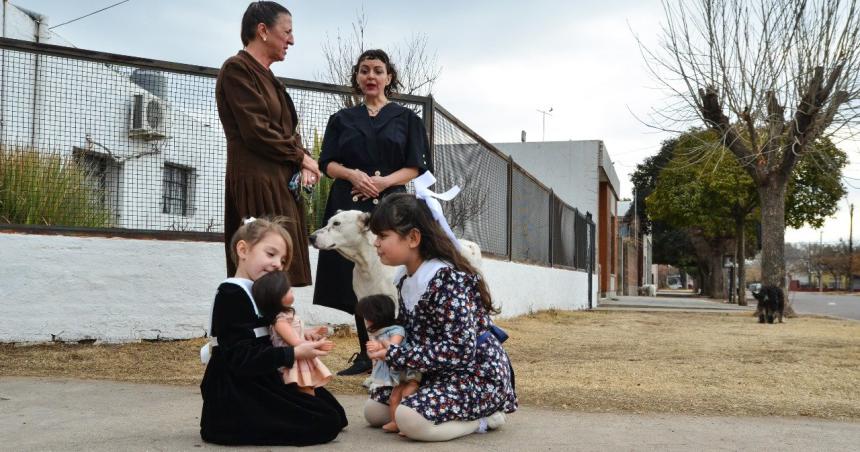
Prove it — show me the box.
[413,171,461,250]
[243,216,257,225]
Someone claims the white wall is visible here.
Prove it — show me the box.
[0,232,596,342]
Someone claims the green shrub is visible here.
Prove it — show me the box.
[0,146,112,227]
[303,131,332,234]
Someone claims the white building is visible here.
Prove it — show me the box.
[1,2,225,232]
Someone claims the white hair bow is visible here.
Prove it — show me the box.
[413,171,461,249]
[243,217,257,225]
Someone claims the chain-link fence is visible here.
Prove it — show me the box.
[1,37,594,271]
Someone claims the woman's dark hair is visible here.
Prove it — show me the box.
[355,294,398,333]
[369,193,499,314]
[252,270,294,325]
[241,1,291,46]
[350,49,402,97]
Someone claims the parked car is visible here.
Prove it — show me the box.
[748,282,762,293]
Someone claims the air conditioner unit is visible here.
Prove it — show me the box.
[128,93,168,140]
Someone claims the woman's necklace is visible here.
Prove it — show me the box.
[366,101,390,117]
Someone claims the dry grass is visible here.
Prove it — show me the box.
[2,310,859,420]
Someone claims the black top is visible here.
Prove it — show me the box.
[200,282,347,446]
[319,102,432,183]
[312,103,433,314]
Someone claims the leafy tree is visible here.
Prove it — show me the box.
[639,0,860,293]
[638,131,847,301]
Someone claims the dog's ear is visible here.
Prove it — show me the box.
[336,209,343,214]
[359,212,371,229]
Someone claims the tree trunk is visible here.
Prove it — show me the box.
[736,216,747,306]
[758,178,795,316]
[688,232,730,299]
[708,252,725,299]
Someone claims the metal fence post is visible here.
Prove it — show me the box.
[424,94,435,172]
[506,155,513,260]
[587,211,595,309]
[548,190,554,267]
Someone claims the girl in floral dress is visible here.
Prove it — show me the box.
[364,193,517,442]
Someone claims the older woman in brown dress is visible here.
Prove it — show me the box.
[215,1,320,282]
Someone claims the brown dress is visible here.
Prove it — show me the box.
[215,50,312,284]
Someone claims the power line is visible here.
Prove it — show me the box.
[49,0,132,30]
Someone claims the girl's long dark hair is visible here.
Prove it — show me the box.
[252,270,294,325]
[369,193,498,314]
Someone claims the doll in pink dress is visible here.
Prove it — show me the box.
[253,271,334,395]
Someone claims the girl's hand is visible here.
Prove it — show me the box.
[367,347,387,360]
[348,169,379,199]
[303,326,328,341]
[366,340,388,360]
[366,340,383,353]
[294,339,331,360]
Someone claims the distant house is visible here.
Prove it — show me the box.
[493,140,621,297]
[618,200,655,295]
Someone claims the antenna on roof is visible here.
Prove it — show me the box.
[536,107,553,141]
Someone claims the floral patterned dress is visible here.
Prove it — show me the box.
[370,265,518,424]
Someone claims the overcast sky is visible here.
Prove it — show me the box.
[13,0,860,244]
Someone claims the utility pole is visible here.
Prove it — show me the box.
[849,204,854,291]
[819,230,824,292]
[536,107,553,141]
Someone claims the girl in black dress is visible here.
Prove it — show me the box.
[313,49,431,375]
[200,217,347,446]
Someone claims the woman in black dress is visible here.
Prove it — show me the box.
[313,49,431,375]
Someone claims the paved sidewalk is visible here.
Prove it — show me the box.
[597,294,755,313]
[2,377,858,451]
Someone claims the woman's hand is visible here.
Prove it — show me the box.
[293,339,333,360]
[301,155,321,180]
[301,168,318,187]
[348,169,380,199]
[351,175,391,201]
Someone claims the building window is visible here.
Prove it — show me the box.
[162,163,193,216]
[73,148,120,224]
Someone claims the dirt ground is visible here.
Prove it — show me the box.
[2,310,858,420]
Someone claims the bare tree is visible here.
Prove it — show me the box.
[391,33,441,96]
[318,8,368,108]
[638,0,860,304]
[442,174,490,234]
[318,7,441,107]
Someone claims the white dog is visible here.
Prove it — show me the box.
[638,284,657,297]
[309,210,482,314]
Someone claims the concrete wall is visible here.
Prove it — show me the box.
[0,232,597,342]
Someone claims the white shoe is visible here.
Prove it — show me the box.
[486,411,507,430]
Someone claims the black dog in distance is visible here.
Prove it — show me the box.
[752,285,785,324]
